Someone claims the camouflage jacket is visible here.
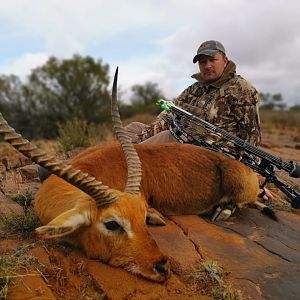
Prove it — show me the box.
[138,61,261,156]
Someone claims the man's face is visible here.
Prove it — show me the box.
[198,52,228,83]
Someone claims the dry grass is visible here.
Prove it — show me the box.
[0,252,39,299]
[260,110,300,132]
[0,190,41,238]
[13,191,35,213]
[58,118,116,152]
[58,118,98,152]
[187,259,243,300]
[96,124,115,142]
[0,240,66,299]
[0,210,41,237]
[33,139,64,156]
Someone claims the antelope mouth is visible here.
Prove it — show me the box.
[124,259,171,283]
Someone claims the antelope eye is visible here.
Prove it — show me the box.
[104,221,121,231]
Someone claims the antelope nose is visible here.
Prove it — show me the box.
[154,258,170,277]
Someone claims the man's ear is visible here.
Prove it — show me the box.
[146,208,167,226]
[35,208,91,239]
[224,55,229,66]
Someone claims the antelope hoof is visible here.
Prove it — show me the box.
[214,208,232,221]
[211,204,236,222]
[211,206,222,221]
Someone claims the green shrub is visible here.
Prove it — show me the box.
[13,191,34,213]
[96,124,115,142]
[58,118,98,152]
[0,210,41,236]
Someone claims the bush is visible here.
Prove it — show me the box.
[0,191,40,237]
[58,118,98,152]
[0,210,41,236]
[187,259,243,300]
[13,191,34,213]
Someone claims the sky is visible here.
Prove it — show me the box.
[0,0,300,107]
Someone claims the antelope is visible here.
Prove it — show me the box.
[0,68,263,282]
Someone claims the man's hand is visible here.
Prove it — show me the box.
[257,175,274,201]
[259,187,274,201]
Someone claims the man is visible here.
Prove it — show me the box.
[126,40,272,200]
[127,40,260,149]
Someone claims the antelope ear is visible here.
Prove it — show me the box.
[35,208,91,239]
[146,208,167,226]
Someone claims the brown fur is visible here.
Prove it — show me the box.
[70,142,259,214]
[34,142,259,282]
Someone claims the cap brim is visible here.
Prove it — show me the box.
[192,49,219,63]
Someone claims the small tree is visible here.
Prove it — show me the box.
[0,75,33,137]
[23,54,111,138]
[289,104,300,111]
[259,92,286,110]
[130,82,165,105]
[58,118,97,152]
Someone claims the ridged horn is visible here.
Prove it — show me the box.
[0,113,118,207]
[111,67,142,194]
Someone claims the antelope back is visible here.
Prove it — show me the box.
[68,142,259,215]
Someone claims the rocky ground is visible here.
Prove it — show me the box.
[0,129,299,300]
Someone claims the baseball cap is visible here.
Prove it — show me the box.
[193,40,226,63]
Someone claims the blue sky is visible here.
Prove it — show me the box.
[1,0,300,106]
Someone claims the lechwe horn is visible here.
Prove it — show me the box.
[111,67,142,195]
[0,114,118,207]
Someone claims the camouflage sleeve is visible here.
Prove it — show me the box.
[137,86,192,142]
[201,83,261,158]
[231,85,261,146]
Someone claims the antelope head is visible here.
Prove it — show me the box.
[0,68,170,282]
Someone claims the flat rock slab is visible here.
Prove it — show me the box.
[2,208,299,299]
[148,209,300,300]
[148,220,202,275]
